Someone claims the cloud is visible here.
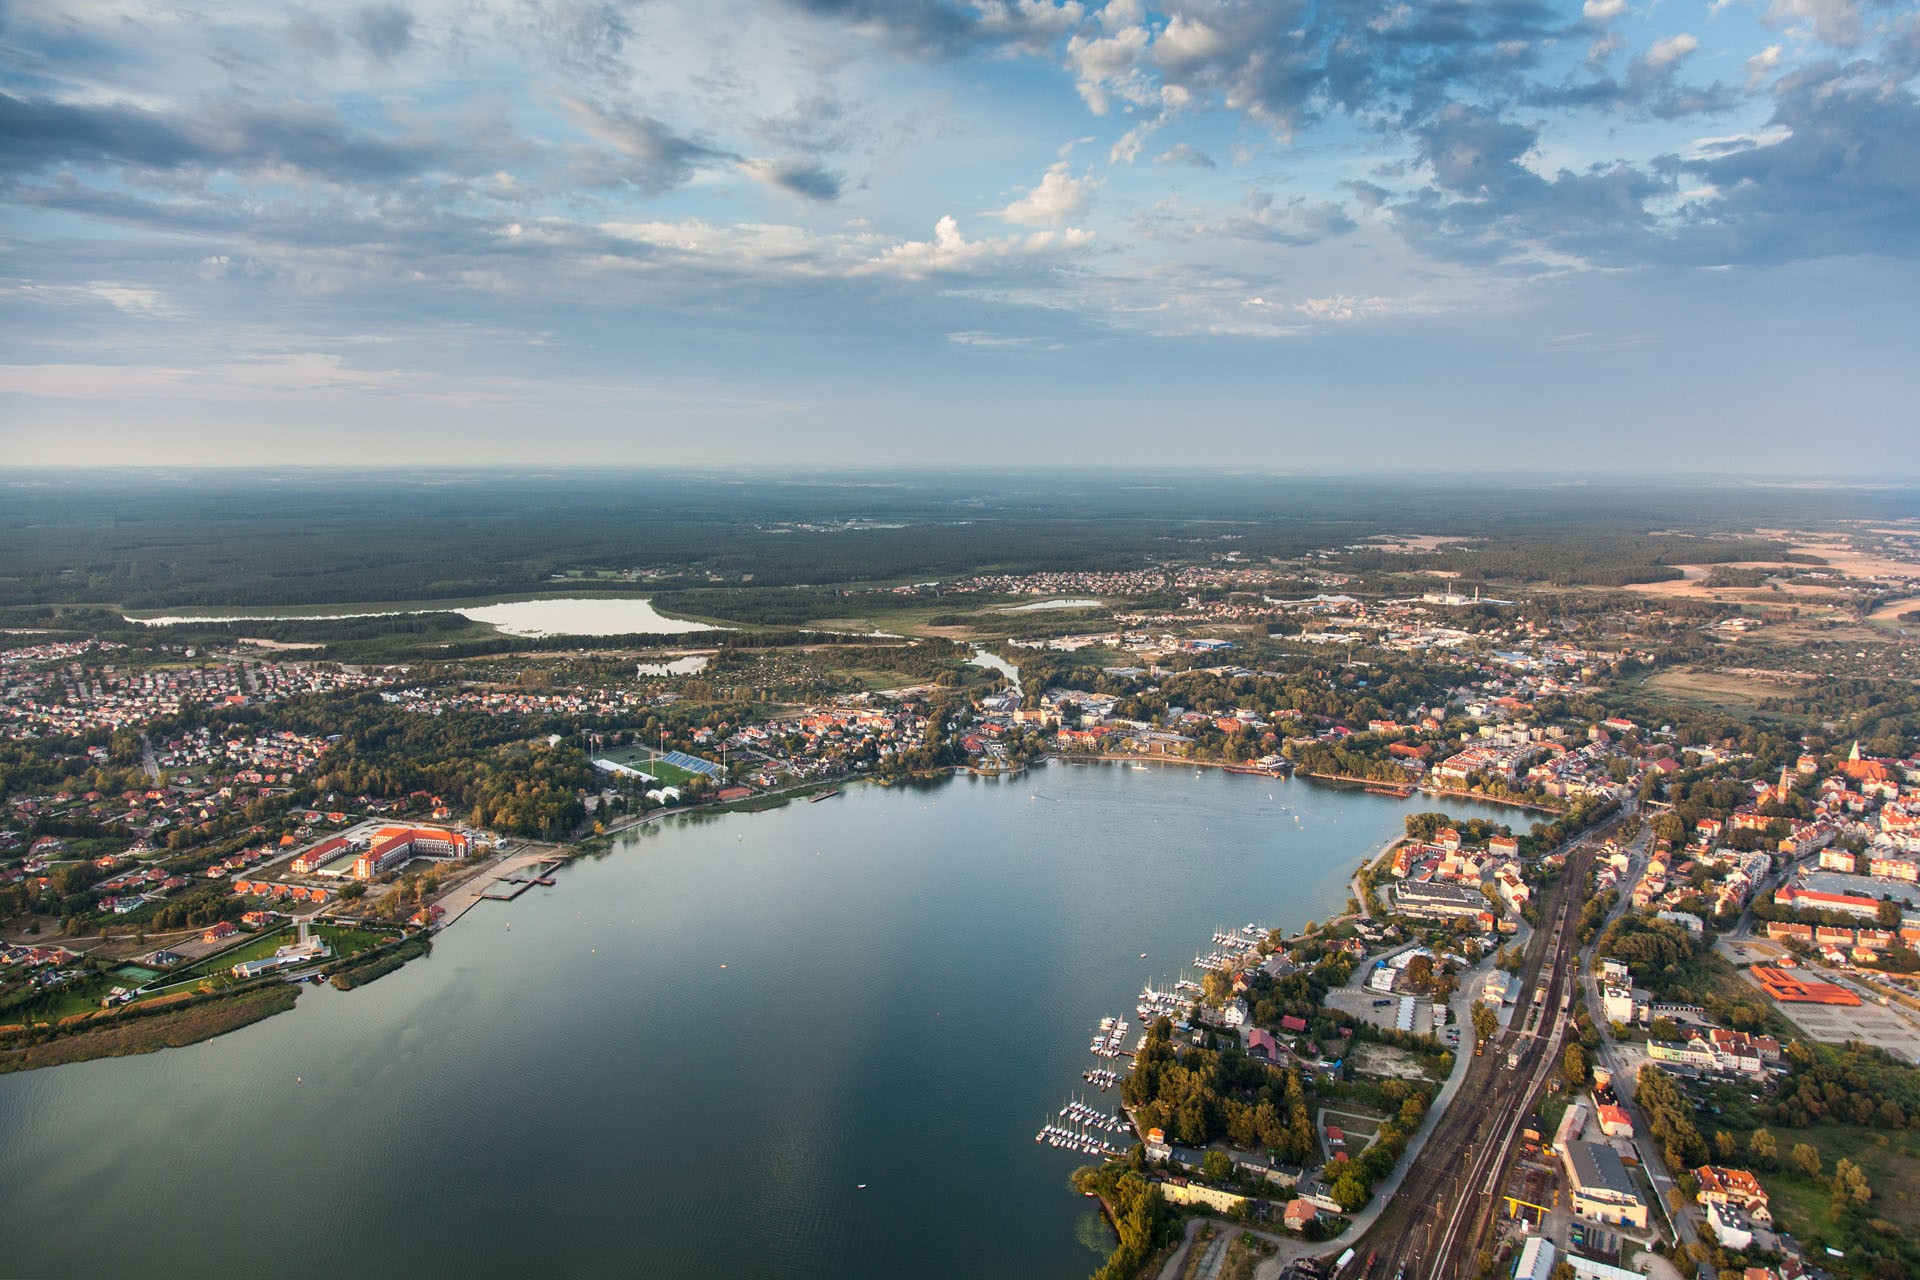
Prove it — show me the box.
[751,93,862,154]
[877,214,1093,276]
[0,91,435,183]
[1765,0,1866,48]
[1680,58,1920,263]
[1581,0,1627,21]
[1134,189,1356,244]
[779,0,1084,59]
[1154,143,1216,167]
[352,4,414,63]
[997,160,1096,225]
[1388,103,1668,264]
[1747,45,1785,88]
[741,156,845,200]
[561,99,739,193]
[511,0,643,76]
[1643,33,1698,70]
[2,281,183,318]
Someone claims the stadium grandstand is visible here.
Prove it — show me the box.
[659,750,725,778]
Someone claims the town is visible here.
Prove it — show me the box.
[4,514,1920,1280]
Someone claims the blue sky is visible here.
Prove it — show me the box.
[2,0,1916,472]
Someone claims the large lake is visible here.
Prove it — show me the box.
[126,596,716,638]
[0,765,1518,1279]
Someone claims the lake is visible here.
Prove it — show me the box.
[0,764,1519,1279]
[125,596,718,638]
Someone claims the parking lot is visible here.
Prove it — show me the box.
[1324,988,1436,1035]
[1766,997,1920,1062]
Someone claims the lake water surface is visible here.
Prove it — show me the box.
[0,764,1518,1279]
[126,596,717,638]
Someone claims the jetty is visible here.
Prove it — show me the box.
[478,856,566,902]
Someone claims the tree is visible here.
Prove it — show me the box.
[1202,1149,1233,1182]
[1561,1042,1587,1090]
[1202,968,1233,1007]
[1877,898,1903,929]
[1329,1171,1369,1212]
[1791,1142,1822,1178]
[1406,954,1435,991]
[1714,1130,1737,1161]
[1471,1001,1498,1043]
[1831,1158,1871,1209]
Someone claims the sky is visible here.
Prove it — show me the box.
[1,0,1916,472]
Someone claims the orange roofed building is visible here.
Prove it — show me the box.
[1750,966,1860,1006]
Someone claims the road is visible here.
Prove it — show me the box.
[1351,804,1628,1280]
[1573,816,1702,1251]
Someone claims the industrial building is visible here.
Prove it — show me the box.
[1561,1140,1648,1229]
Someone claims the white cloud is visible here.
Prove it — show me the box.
[1746,44,1785,87]
[4,281,182,317]
[1765,0,1864,46]
[1153,15,1229,72]
[998,161,1098,225]
[876,215,1093,276]
[1582,0,1627,22]
[1645,33,1699,67]
[1064,23,1151,114]
[973,0,1087,53]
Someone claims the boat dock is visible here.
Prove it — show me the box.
[1036,1095,1130,1156]
[1089,1015,1132,1058]
[479,857,565,902]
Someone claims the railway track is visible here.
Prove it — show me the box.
[1353,813,1620,1280]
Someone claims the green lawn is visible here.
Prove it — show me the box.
[38,975,120,1021]
[313,923,389,959]
[1697,1097,1920,1275]
[593,747,703,785]
[177,926,290,982]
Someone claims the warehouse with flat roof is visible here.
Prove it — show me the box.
[1561,1140,1648,1229]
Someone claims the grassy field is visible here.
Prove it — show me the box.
[1712,1117,1920,1259]
[38,975,120,1023]
[1631,667,1809,720]
[176,925,291,984]
[592,747,704,785]
[313,923,389,959]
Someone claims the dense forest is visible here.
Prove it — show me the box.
[4,470,1908,608]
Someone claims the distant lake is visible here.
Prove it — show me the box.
[635,655,712,676]
[1003,598,1104,612]
[126,596,719,638]
[0,764,1517,1280]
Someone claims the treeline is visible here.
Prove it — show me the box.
[1336,533,1791,587]
[1763,1041,1920,1130]
[1636,1064,1708,1170]
[1070,1155,1174,1280]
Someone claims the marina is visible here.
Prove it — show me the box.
[1088,1015,1132,1058]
